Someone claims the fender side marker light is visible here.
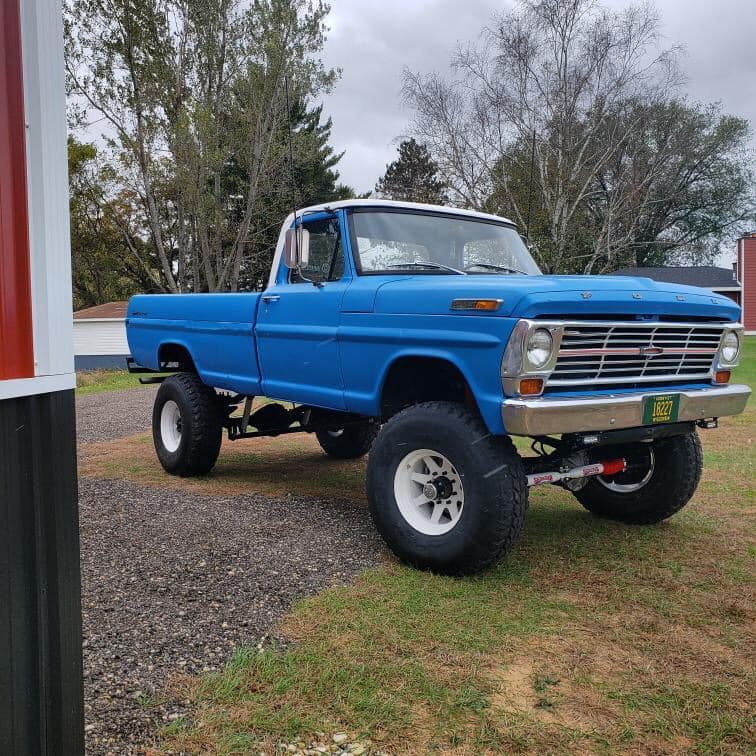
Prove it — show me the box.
[451,298,503,311]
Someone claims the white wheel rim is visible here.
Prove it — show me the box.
[394,449,464,536]
[598,448,655,492]
[160,400,183,453]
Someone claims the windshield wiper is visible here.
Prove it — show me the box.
[464,262,528,275]
[388,261,466,275]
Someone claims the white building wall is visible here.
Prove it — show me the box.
[21,0,74,380]
[73,320,129,356]
[0,0,74,400]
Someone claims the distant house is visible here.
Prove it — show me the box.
[73,301,130,370]
[612,265,741,304]
[614,231,756,335]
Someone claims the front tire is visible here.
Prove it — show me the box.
[366,402,528,576]
[572,431,703,524]
[152,373,223,477]
[315,419,378,459]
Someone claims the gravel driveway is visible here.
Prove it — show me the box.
[76,386,158,444]
[77,388,383,754]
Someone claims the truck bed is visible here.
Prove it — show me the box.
[126,293,263,396]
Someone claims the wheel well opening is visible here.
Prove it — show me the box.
[380,357,478,420]
[158,343,196,372]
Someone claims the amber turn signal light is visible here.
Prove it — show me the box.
[714,370,731,384]
[450,298,503,311]
[519,378,544,396]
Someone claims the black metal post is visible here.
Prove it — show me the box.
[0,389,84,755]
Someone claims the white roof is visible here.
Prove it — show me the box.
[296,198,515,226]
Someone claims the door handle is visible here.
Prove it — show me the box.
[262,295,280,304]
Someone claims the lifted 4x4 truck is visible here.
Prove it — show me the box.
[126,200,751,575]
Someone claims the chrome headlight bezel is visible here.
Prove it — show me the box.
[501,320,563,395]
[718,329,742,367]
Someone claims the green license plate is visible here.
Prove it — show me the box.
[643,393,680,425]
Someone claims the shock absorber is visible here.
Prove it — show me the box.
[527,458,626,487]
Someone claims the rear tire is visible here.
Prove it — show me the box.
[572,431,703,524]
[315,419,378,459]
[366,401,528,576]
[152,372,223,477]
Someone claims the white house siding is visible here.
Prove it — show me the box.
[73,318,130,370]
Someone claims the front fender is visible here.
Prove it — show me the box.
[339,313,514,434]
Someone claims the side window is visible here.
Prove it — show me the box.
[289,217,344,284]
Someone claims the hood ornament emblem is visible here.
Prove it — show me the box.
[581,291,592,299]
[632,292,642,300]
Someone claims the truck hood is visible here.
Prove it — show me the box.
[370,274,740,321]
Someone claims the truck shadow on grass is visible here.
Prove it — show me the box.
[79,431,368,503]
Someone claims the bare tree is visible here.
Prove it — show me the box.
[404,0,691,272]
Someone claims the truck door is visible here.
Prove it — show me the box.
[255,213,349,409]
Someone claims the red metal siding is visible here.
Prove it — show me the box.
[718,291,740,305]
[742,236,756,332]
[0,0,34,380]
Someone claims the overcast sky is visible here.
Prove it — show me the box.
[320,0,756,197]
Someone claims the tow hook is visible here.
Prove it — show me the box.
[526,458,626,488]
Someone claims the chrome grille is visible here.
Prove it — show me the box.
[549,322,725,387]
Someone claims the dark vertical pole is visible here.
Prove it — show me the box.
[0,391,84,755]
[525,129,537,244]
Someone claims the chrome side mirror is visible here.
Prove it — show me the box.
[284,227,310,269]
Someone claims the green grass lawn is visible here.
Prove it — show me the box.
[76,369,145,396]
[144,337,756,755]
[734,334,756,402]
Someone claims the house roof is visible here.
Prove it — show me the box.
[612,266,740,289]
[73,301,128,320]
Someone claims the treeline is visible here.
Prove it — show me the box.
[67,0,755,308]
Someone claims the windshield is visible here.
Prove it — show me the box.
[349,209,541,276]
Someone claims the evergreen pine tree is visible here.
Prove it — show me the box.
[375,138,447,204]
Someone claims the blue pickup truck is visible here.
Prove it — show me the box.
[127,199,750,575]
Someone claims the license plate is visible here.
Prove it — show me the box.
[643,393,680,425]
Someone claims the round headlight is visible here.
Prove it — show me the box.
[526,328,554,369]
[721,330,740,364]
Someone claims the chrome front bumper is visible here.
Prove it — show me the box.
[501,384,751,436]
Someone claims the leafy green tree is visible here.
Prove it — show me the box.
[65,0,348,292]
[484,101,754,272]
[68,137,159,308]
[375,138,447,204]
[587,100,755,271]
